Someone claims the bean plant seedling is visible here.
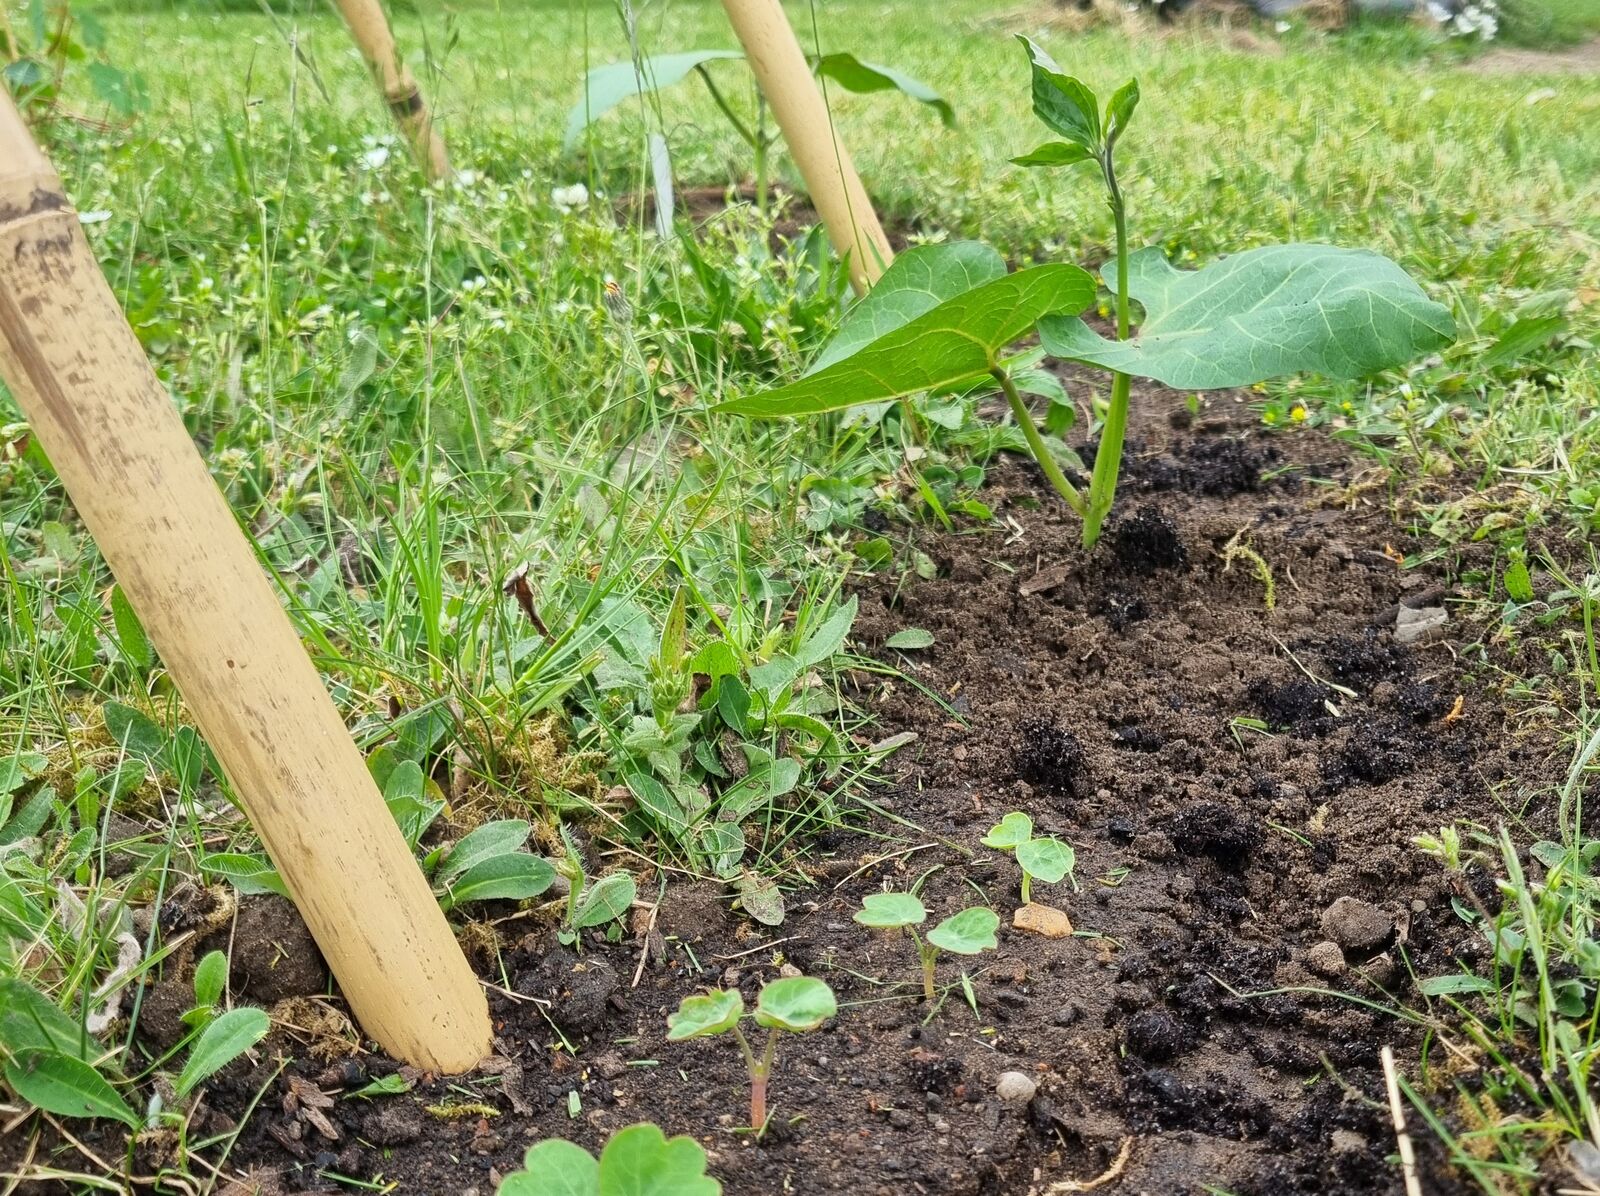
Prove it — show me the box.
[666,976,835,1130]
[983,812,1076,905]
[717,38,1455,549]
[854,893,999,1000]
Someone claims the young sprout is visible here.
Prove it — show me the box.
[667,976,836,1130]
[854,893,1000,1001]
[983,812,1077,905]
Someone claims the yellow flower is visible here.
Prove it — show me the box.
[1262,410,1278,426]
[1290,404,1308,423]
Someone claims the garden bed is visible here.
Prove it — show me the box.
[37,384,1554,1196]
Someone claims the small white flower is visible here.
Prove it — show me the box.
[361,145,390,169]
[551,182,589,211]
[78,210,113,225]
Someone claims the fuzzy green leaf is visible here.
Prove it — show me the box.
[192,950,227,1010]
[109,586,154,671]
[884,628,935,650]
[4,1049,140,1127]
[199,851,288,898]
[174,1007,268,1100]
[435,819,533,886]
[1016,837,1075,885]
[1039,244,1457,389]
[753,977,836,1032]
[854,892,927,929]
[717,260,1095,418]
[438,853,556,911]
[0,978,91,1061]
[734,871,785,927]
[981,811,1034,851]
[926,907,1000,955]
[667,989,744,1040]
[571,873,637,929]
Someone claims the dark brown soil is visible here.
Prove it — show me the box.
[5,385,1557,1196]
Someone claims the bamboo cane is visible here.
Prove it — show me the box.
[0,90,489,1075]
[718,0,893,294]
[330,0,450,182]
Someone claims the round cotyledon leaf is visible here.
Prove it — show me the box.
[1016,837,1075,885]
[853,892,927,929]
[598,1122,722,1196]
[667,989,744,1041]
[981,811,1033,851]
[925,907,1000,955]
[752,977,836,1032]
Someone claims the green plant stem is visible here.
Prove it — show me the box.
[696,67,767,218]
[1021,871,1032,905]
[1082,156,1133,549]
[917,936,937,1001]
[992,367,1086,517]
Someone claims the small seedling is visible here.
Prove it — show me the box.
[555,825,638,945]
[982,813,1076,905]
[499,1121,720,1196]
[854,892,999,1000]
[666,975,835,1130]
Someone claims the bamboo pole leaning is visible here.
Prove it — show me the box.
[0,89,489,1075]
[330,0,450,182]
[718,0,893,294]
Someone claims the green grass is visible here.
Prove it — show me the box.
[2,1,1600,1191]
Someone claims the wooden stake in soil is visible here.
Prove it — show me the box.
[330,0,450,182]
[718,0,893,294]
[1380,1045,1424,1196]
[0,91,489,1075]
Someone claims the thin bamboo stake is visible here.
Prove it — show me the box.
[718,0,892,294]
[330,0,450,182]
[0,90,489,1075]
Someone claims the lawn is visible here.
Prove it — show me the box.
[2,1,1599,1194]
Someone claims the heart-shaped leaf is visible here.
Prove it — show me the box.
[435,820,533,886]
[1039,244,1456,390]
[667,989,744,1040]
[174,1007,269,1100]
[854,892,927,929]
[717,252,1095,418]
[926,907,1000,955]
[812,242,1007,372]
[438,853,556,911]
[571,872,637,929]
[981,811,1034,851]
[598,1122,722,1196]
[1016,837,1076,885]
[813,53,953,127]
[753,977,836,1032]
[4,1049,140,1127]
[500,1138,599,1196]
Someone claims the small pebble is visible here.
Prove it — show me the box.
[995,1071,1038,1104]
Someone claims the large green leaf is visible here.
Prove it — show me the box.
[0,978,91,1061]
[1038,244,1456,389]
[565,51,744,150]
[717,259,1095,417]
[811,242,1006,371]
[1017,36,1100,151]
[4,1049,140,1127]
[439,854,557,912]
[812,53,953,127]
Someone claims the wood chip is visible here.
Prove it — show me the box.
[1012,903,1074,938]
[1019,563,1072,596]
